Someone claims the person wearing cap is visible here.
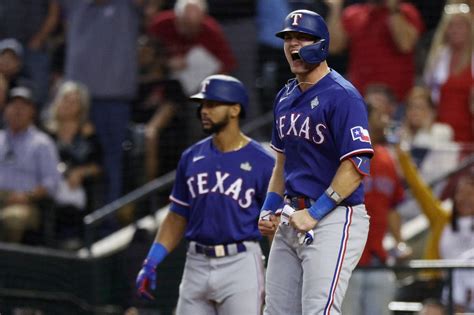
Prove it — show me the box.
[135,75,275,315]
[0,38,24,88]
[0,86,60,243]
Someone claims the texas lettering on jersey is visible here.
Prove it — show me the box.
[276,113,327,145]
[186,170,255,208]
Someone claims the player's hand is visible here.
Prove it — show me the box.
[258,210,279,236]
[289,209,318,232]
[136,261,157,300]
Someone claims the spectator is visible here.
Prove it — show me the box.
[44,81,102,247]
[256,0,292,115]
[147,0,237,96]
[423,2,473,143]
[396,147,474,276]
[325,0,424,102]
[400,85,454,148]
[0,38,25,89]
[60,0,142,204]
[342,86,409,315]
[0,74,7,127]
[0,86,60,243]
[449,248,474,313]
[132,36,188,182]
[0,0,60,107]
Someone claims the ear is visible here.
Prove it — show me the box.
[229,104,241,118]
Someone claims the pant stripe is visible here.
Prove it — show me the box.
[323,206,353,315]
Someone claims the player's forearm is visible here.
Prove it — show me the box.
[330,159,363,199]
[267,152,285,195]
[155,211,187,253]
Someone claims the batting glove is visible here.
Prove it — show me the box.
[297,230,314,246]
[136,242,168,300]
[282,205,314,246]
[259,210,273,221]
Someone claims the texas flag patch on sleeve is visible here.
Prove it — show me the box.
[351,126,371,143]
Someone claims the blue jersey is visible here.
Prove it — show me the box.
[170,137,275,245]
[271,70,373,205]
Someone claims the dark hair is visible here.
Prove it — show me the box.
[364,83,397,105]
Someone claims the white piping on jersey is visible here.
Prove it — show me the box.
[340,148,374,161]
[170,195,189,207]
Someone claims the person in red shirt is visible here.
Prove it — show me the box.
[325,0,424,102]
[147,0,237,95]
[342,84,410,315]
[423,3,473,143]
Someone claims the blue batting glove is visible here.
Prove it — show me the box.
[136,261,157,300]
[136,243,168,300]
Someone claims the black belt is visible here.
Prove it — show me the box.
[192,242,247,258]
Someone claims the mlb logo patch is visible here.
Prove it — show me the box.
[351,126,371,143]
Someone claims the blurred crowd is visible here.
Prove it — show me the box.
[0,0,472,312]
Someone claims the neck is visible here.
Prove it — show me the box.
[296,62,331,92]
[212,125,248,152]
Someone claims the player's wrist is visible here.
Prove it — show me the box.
[308,190,338,221]
[261,192,284,214]
[145,242,168,268]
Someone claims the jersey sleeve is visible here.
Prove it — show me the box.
[270,89,286,153]
[330,96,374,160]
[169,152,191,218]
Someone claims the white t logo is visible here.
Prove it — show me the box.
[201,80,211,93]
[291,13,303,25]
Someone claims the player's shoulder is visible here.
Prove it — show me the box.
[246,140,275,162]
[325,70,365,104]
[180,136,212,160]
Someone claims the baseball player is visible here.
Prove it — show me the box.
[258,10,374,315]
[136,75,275,315]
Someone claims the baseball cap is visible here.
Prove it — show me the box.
[9,86,34,104]
[0,38,24,58]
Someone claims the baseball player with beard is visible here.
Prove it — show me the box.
[136,74,275,315]
[258,10,374,315]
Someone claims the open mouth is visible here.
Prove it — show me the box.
[291,50,301,61]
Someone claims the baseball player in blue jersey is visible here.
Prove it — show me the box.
[136,74,275,315]
[258,10,374,315]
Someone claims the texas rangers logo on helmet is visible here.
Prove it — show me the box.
[351,126,371,143]
[291,13,303,25]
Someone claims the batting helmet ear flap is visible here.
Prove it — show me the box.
[299,39,329,64]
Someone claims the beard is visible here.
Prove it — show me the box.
[202,115,230,135]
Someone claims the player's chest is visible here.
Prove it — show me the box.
[185,154,258,193]
[275,95,329,143]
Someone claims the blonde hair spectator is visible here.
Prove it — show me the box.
[47,81,90,132]
[424,2,472,103]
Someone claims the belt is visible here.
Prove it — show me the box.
[192,241,247,258]
[285,196,314,210]
[286,195,354,210]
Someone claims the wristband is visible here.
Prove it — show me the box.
[261,192,284,213]
[144,242,168,267]
[308,192,337,221]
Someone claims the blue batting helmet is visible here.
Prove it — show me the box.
[190,75,249,117]
[276,10,330,64]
